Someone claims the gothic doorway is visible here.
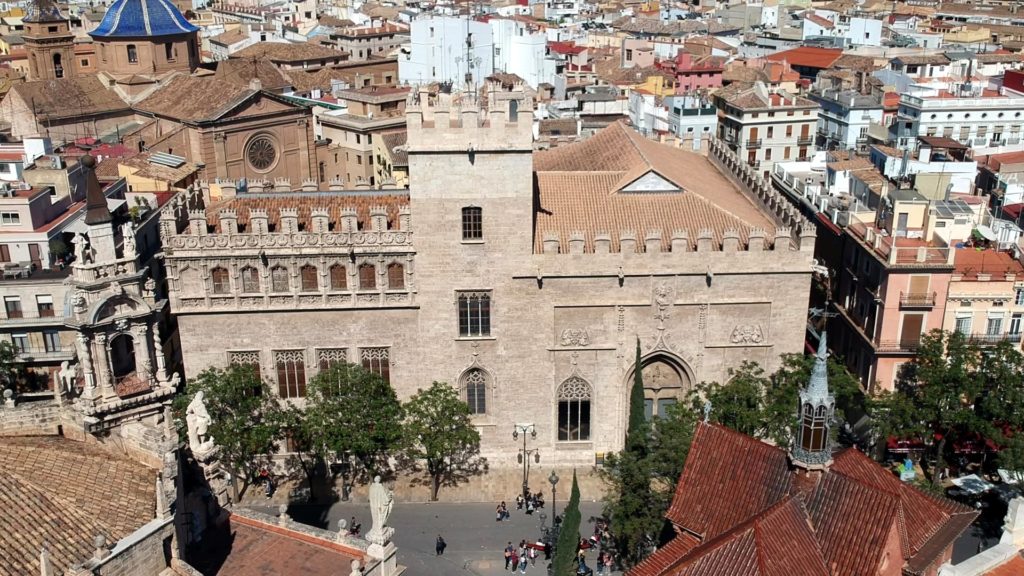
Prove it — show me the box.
[628,354,693,420]
[110,334,136,380]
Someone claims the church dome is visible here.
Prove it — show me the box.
[89,0,198,39]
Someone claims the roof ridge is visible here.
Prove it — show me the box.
[619,121,654,170]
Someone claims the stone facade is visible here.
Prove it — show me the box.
[160,86,816,498]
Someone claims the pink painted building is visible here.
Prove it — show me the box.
[673,52,724,94]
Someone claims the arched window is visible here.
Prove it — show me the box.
[52,53,63,78]
[461,206,482,240]
[275,350,306,398]
[270,266,289,292]
[557,376,592,441]
[463,368,487,414]
[358,263,376,290]
[165,42,174,61]
[240,266,260,293]
[300,265,318,292]
[639,358,690,420]
[210,267,229,294]
[127,44,138,64]
[387,263,404,289]
[329,264,347,290]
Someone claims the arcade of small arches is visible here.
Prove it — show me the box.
[201,259,410,295]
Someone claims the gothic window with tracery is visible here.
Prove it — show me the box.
[229,350,262,395]
[463,368,487,414]
[358,263,376,290]
[275,350,306,398]
[241,266,260,293]
[360,347,389,384]
[270,266,289,292]
[557,376,592,441]
[457,292,491,337]
[300,265,318,292]
[329,264,347,290]
[210,267,229,294]
[387,263,405,290]
[317,348,348,371]
[246,135,277,172]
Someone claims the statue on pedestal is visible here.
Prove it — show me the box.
[367,475,395,549]
[186,391,217,459]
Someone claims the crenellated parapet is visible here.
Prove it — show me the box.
[406,86,533,153]
[536,226,814,254]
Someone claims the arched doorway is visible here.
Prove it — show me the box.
[629,354,693,420]
[110,333,136,380]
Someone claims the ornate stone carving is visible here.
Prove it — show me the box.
[229,351,261,366]
[559,328,590,347]
[367,475,395,547]
[730,324,764,345]
[557,376,592,400]
[317,348,347,366]
[653,283,675,325]
[185,391,217,459]
[697,303,709,344]
[72,291,87,314]
[114,318,129,332]
[121,221,136,258]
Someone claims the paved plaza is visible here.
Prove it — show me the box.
[249,500,619,576]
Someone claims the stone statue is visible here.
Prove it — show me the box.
[368,475,394,542]
[349,559,362,576]
[73,233,90,264]
[185,391,215,455]
[57,361,77,393]
[121,221,136,257]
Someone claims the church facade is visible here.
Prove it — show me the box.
[158,86,816,496]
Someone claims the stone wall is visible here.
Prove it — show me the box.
[69,518,174,576]
[0,399,62,436]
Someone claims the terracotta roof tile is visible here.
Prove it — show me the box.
[379,130,407,167]
[214,57,293,91]
[764,47,843,70]
[533,122,777,252]
[0,436,155,576]
[204,191,409,232]
[953,249,1024,278]
[135,74,253,122]
[232,41,349,63]
[10,75,129,121]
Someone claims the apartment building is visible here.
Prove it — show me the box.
[944,249,1024,348]
[715,81,820,179]
[317,86,409,186]
[891,83,1024,151]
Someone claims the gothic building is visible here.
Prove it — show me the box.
[158,85,816,497]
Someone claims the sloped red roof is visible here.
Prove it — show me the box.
[633,423,978,576]
[764,47,843,69]
[548,41,585,55]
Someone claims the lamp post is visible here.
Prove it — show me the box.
[548,470,560,520]
[513,423,538,501]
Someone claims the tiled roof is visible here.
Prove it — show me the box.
[10,76,130,121]
[893,54,951,66]
[804,12,834,29]
[533,122,776,252]
[134,74,254,122]
[638,423,978,576]
[120,152,199,184]
[233,42,349,63]
[764,47,843,69]
[0,436,155,576]
[214,57,293,91]
[953,248,1023,278]
[204,192,409,232]
[210,27,248,46]
[89,0,198,38]
[379,130,407,167]
[975,52,1024,64]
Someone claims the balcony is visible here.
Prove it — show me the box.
[797,137,814,146]
[899,291,936,308]
[745,139,762,148]
[747,159,761,169]
[14,345,74,362]
[876,340,921,353]
[967,333,1023,345]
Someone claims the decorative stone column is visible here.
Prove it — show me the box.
[133,324,153,384]
[76,334,97,400]
[94,334,116,399]
[152,321,168,382]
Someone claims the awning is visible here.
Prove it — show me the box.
[950,474,994,495]
[998,469,1022,484]
[973,225,997,241]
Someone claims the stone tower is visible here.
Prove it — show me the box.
[22,0,76,81]
[791,333,835,470]
[65,154,176,427]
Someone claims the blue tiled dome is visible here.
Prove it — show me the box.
[89,0,198,38]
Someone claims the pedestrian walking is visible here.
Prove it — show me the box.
[510,550,519,572]
[528,545,537,567]
[435,535,446,556]
[505,542,514,570]
[519,554,528,573]
[497,504,504,522]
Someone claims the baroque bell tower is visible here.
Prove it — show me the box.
[23,0,76,81]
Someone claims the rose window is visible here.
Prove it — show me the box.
[246,135,277,171]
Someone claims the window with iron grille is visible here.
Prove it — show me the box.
[300,265,318,292]
[360,347,390,384]
[387,263,404,289]
[241,267,260,293]
[330,264,347,290]
[358,263,376,290]
[275,350,307,398]
[210,268,230,294]
[457,291,491,337]
[462,206,482,240]
[270,266,289,292]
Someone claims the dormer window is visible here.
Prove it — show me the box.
[619,170,681,194]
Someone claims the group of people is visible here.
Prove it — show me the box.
[514,491,545,514]
[504,540,540,573]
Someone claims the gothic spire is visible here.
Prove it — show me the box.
[806,331,830,402]
[791,332,835,470]
[81,155,112,226]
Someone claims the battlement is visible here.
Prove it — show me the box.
[538,225,814,254]
[406,86,534,152]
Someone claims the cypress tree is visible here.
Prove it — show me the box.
[551,470,583,576]
[627,338,648,452]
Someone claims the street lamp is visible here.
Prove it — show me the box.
[548,470,560,519]
[513,423,538,501]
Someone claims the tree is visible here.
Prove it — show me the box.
[998,434,1024,490]
[401,382,486,501]
[173,364,284,493]
[690,361,766,437]
[552,470,583,576]
[627,338,647,450]
[766,352,863,449]
[295,363,404,497]
[0,340,17,391]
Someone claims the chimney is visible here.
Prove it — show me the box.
[250,78,262,91]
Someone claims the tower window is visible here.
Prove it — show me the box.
[210,267,229,294]
[127,44,138,64]
[165,42,175,61]
[461,206,482,240]
[52,53,63,78]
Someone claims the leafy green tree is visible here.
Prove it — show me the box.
[173,364,284,493]
[766,352,863,449]
[627,339,648,450]
[552,470,583,576]
[998,434,1024,489]
[401,382,486,501]
[647,401,699,488]
[690,361,766,437]
[0,340,18,390]
[295,363,404,495]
